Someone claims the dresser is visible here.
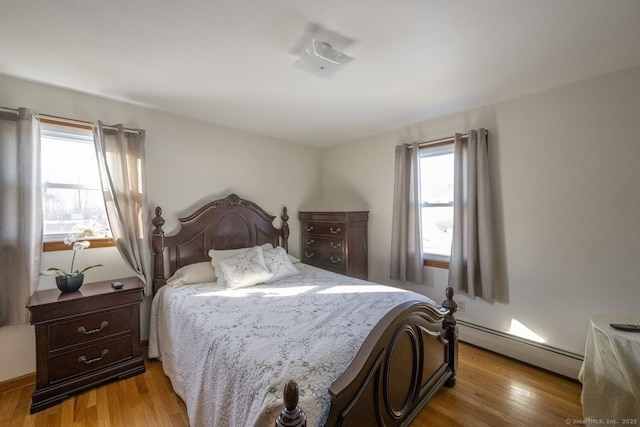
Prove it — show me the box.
[27,277,145,413]
[299,211,369,280]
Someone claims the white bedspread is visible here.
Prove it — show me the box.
[148,264,436,427]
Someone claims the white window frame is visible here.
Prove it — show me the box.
[40,121,113,250]
[419,142,454,267]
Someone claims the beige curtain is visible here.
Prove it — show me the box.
[448,129,496,299]
[390,142,424,284]
[0,108,42,325]
[93,122,152,295]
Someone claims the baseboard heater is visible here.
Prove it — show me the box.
[457,320,584,380]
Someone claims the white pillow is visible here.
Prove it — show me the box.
[166,262,216,287]
[209,243,273,285]
[263,246,300,283]
[217,246,273,289]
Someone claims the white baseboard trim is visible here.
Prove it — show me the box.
[457,320,584,380]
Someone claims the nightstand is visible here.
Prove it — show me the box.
[299,211,369,280]
[26,277,145,413]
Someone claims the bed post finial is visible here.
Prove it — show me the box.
[281,206,290,252]
[275,380,306,427]
[152,206,166,293]
[442,286,458,314]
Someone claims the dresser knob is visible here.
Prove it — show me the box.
[330,227,341,234]
[78,320,109,335]
[305,225,314,232]
[330,256,342,264]
[305,239,315,245]
[330,242,342,249]
[304,251,315,258]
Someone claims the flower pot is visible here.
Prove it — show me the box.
[55,274,84,293]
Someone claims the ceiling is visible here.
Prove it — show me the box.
[1,1,640,147]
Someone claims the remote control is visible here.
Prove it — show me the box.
[610,323,640,332]
[111,281,124,289]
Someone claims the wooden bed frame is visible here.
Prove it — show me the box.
[151,193,458,427]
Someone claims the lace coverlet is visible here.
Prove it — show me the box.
[148,264,436,427]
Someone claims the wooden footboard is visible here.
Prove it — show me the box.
[277,290,458,427]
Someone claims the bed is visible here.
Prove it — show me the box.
[148,193,458,427]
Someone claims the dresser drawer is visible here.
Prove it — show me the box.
[49,335,133,383]
[302,235,344,254]
[302,222,344,237]
[48,307,132,351]
[302,250,345,269]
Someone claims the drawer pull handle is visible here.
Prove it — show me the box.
[330,227,341,234]
[330,242,342,249]
[78,349,109,364]
[304,251,315,258]
[330,256,342,264]
[305,239,315,245]
[78,321,109,335]
[305,225,314,232]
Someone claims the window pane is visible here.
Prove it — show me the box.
[420,152,454,203]
[422,206,453,256]
[43,187,110,236]
[41,137,101,188]
[420,146,454,258]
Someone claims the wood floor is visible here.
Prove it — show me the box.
[414,343,583,427]
[0,342,582,427]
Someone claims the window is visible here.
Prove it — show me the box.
[41,121,113,250]
[419,142,454,267]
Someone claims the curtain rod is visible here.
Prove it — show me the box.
[418,135,460,148]
[415,130,490,148]
[409,134,463,149]
[0,106,142,135]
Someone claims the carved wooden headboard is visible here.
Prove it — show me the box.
[151,193,289,293]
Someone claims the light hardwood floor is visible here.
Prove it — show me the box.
[414,343,583,427]
[0,342,582,426]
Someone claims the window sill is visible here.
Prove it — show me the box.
[43,238,115,252]
[424,258,449,269]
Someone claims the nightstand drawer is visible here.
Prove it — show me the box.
[49,335,133,383]
[48,307,132,351]
[302,222,344,236]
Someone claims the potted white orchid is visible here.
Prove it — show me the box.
[41,224,105,293]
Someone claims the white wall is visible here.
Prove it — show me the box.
[0,75,320,382]
[319,65,640,358]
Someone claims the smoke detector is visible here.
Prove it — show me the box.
[291,24,355,78]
